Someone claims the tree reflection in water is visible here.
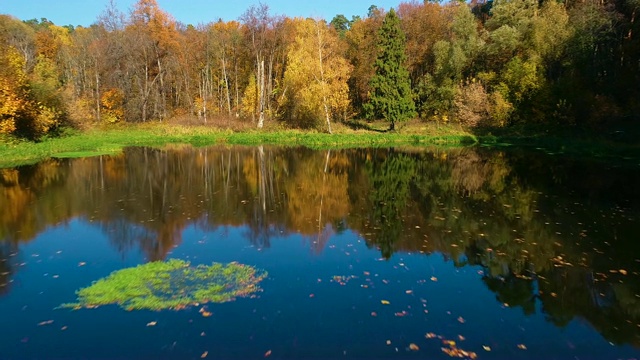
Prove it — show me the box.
[0,145,639,345]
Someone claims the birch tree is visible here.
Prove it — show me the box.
[281,18,352,132]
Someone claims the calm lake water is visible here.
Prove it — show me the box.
[1,145,639,359]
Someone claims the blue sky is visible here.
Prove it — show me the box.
[0,0,401,26]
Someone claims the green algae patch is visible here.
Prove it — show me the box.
[60,259,267,311]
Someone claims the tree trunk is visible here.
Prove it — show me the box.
[221,55,232,116]
[316,22,332,134]
[95,70,101,122]
[257,59,266,128]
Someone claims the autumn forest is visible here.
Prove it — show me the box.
[1,0,639,140]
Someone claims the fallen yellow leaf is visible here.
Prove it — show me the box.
[381,300,390,305]
[483,345,491,351]
[409,343,419,351]
[201,351,208,358]
[517,344,527,350]
[146,321,157,327]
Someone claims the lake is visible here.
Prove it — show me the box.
[0,145,639,359]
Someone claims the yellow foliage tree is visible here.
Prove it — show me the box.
[241,75,258,122]
[281,18,352,132]
[0,46,33,135]
[100,88,125,123]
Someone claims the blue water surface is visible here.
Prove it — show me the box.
[0,218,635,359]
[1,146,639,359]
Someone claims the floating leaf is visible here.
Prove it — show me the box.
[37,320,54,326]
[381,300,390,305]
[441,341,478,359]
[517,344,527,350]
[201,351,208,358]
[264,350,272,357]
[146,321,157,327]
[482,345,491,351]
[430,276,438,282]
[386,340,392,345]
[409,343,419,351]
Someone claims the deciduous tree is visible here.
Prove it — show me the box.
[126,0,179,122]
[281,18,352,132]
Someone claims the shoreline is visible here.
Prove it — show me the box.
[1,123,638,168]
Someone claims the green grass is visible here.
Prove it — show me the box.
[3,120,638,167]
[0,122,477,168]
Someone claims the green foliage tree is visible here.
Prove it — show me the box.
[414,3,482,123]
[330,14,350,38]
[364,8,415,131]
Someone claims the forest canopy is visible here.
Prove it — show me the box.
[1,0,638,138]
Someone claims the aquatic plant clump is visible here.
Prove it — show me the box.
[60,259,267,311]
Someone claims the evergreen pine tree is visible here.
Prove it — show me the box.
[365,8,416,131]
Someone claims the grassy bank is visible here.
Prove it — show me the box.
[3,120,637,169]
[0,122,477,168]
